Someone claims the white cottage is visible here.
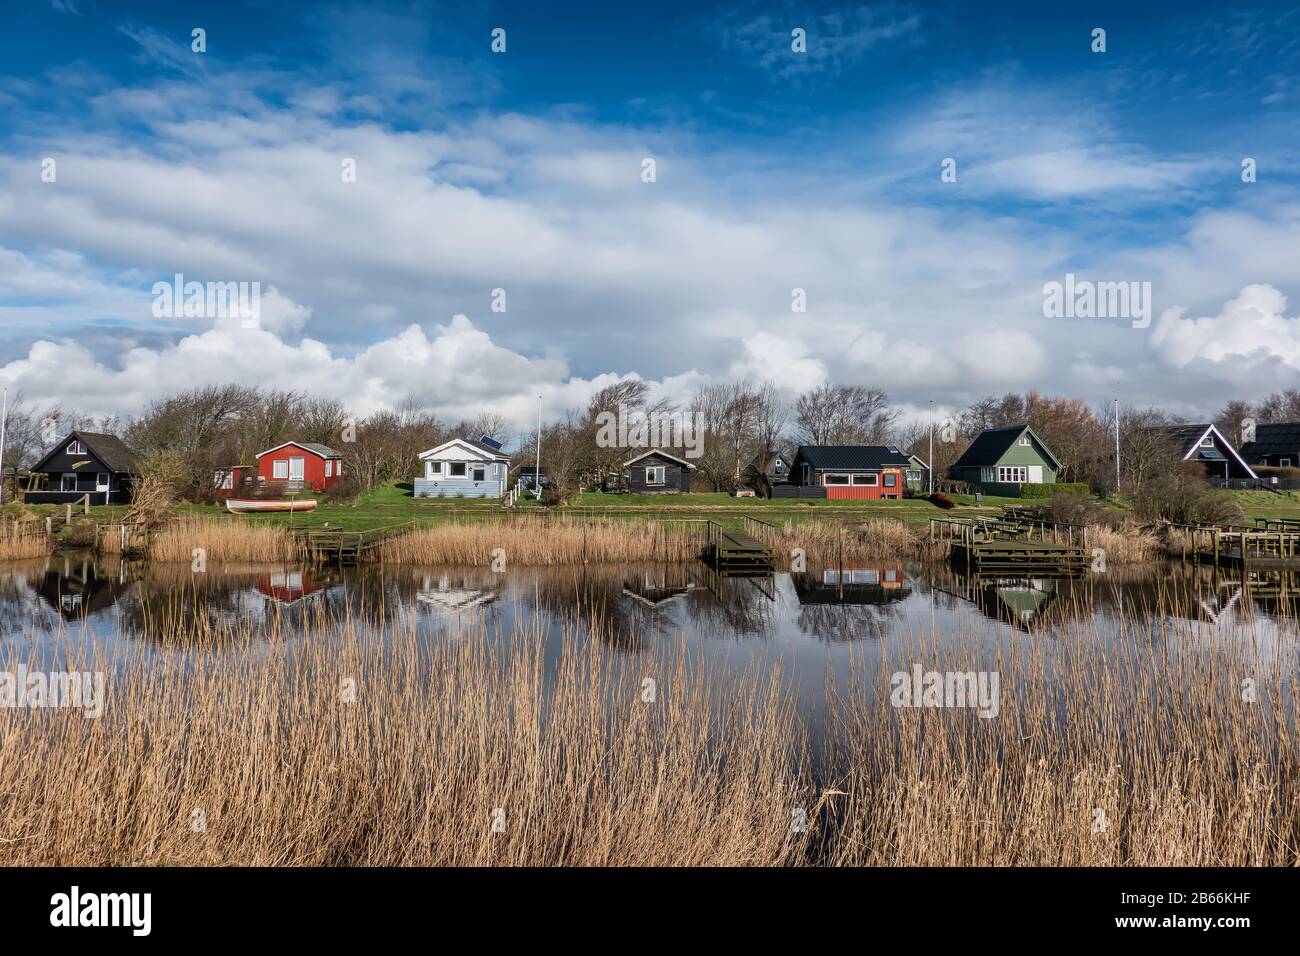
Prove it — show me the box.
[414,438,511,498]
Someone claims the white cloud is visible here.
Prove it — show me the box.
[1150,283,1300,370]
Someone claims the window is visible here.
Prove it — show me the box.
[427,461,442,476]
[825,474,850,485]
[325,460,333,477]
[998,466,1029,483]
[449,462,467,477]
[646,466,665,485]
[288,457,305,481]
[472,467,486,482]
[96,473,109,491]
[336,460,342,476]
[906,470,921,481]
[1200,433,1215,447]
[884,473,897,487]
[851,474,878,486]
[61,473,77,491]
[67,440,85,455]
[774,461,785,473]
[219,472,233,490]
[1018,436,1031,446]
[885,569,897,583]
[1281,458,1293,467]
[273,460,289,479]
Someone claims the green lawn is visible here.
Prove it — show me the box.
[15,482,1296,536]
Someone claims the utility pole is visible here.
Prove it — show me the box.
[1113,398,1121,494]
[535,395,542,499]
[927,400,934,495]
[0,386,7,507]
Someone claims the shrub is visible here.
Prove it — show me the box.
[929,492,955,509]
[1133,468,1245,526]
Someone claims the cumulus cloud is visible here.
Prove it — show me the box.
[1150,283,1300,370]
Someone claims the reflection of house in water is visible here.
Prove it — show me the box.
[255,570,327,606]
[415,572,501,611]
[792,562,910,605]
[936,571,1068,629]
[621,569,697,608]
[34,558,133,620]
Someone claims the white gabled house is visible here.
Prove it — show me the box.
[414,438,511,498]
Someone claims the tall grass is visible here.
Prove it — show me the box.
[0,603,1292,866]
[0,521,52,561]
[148,518,297,563]
[378,516,700,565]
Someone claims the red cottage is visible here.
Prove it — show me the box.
[255,441,345,493]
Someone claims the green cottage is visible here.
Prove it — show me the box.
[949,424,1061,496]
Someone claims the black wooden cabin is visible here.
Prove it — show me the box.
[24,431,142,505]
[623,449,694,493]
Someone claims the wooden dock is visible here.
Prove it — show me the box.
[931,517,1090,572]
[293,521,416,564]
[703,518,775,571]
[950,539,1089,572]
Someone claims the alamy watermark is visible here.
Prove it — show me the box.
[152,273,261,327]
[0,665,104,718]
[890,665,999,719]
[1043,272,1151,328]
[594,403,705,458]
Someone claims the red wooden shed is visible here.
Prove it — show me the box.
[255,441,345,493]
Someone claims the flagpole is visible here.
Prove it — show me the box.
[1114,398,1121,493]
[0,386,8,507]
[535,395,542,499]
[928,400,934,495]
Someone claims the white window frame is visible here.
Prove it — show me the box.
[325,460,333,478]
[645,465,665,485]
[288,457,305,481]
[998,466,1029,483]
[1281,458,1293,467]
[67,440,85,455]
[95,473,109,492]
[883,473,897,487]
[336,459,342,476]
[1018,436,1031,446]
[272,460,289,480]
[61,473,77,492]
[427,460,442,477]
[851,474,878,486]
[449,462,467,478]
[1200,434,1215,447]
[824,474,850,485]
[472,466,486,482]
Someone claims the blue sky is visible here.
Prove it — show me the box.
[2,0,1299,427]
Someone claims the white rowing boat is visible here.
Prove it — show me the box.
[225,498,318,514]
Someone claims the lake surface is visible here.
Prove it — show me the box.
[2,554,1296,729]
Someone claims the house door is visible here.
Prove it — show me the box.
[289,457,306,481]
[96,473,110,492]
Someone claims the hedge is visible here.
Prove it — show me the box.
[1019,482,1091,499]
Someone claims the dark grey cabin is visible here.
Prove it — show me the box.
[24,431,142,505]
[623,449,694,493]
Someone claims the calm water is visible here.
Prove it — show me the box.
[1,554,1296,725]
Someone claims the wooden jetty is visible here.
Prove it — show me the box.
[1195,526,1300,568]
[931,517,1089,572]
[703,517,775,571]
[293,521,417,564]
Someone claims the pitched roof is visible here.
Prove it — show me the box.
[417,437,511,461]
[256,441,344,459]
[951,425,1061,470]
[623,448,697,469]
[33,431,142,474]
[1158,423,1257,479]
[794,445,912,470]
[1239,421,1300,460]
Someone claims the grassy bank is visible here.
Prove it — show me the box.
[1,609,1292,866]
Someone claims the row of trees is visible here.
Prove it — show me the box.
[2,382,1293,503]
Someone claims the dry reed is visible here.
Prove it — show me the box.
[148,517,297,563]
[377,516,699,565]
[0,603,1292,866]
[0,521,52,561]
